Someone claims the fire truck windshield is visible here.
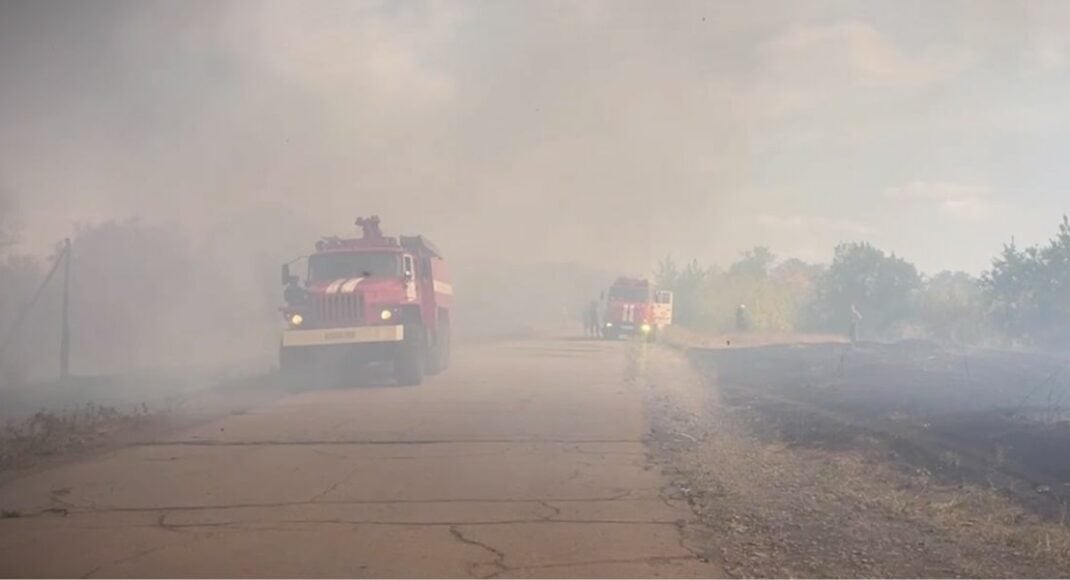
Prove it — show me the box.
[608,286,649,302]
[309,251,399,281]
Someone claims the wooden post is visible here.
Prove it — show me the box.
[60,238,70,379]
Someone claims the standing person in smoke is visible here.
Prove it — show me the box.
[586,299,601,338]
[583,302,594,337]
[735,303,749,333]
[849,303,863,344]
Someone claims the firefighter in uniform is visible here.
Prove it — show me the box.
[586,299,601,338]
[849,304,863,344]
[735,303,749,333]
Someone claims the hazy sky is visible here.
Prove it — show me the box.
[2,0,1069,275]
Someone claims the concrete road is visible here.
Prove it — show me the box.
[0,339,720,578]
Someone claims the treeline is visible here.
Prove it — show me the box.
[657,216,1070,347]
[1,196,311,383]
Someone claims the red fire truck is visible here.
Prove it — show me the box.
[601,277,673,340]
[279,216,452,386]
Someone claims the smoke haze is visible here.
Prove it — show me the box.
[4,0,1068,272]
[3,0,1070,375]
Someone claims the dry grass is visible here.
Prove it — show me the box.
[825,450,1070,567]
[0,402,151,471]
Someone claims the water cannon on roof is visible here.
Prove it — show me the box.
[355,215,384,240]
[310,216,443,257]
[314,216,398,251]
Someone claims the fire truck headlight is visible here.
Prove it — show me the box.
[379,309,393,321]
[289,313,304,327]
[641,324,652,333]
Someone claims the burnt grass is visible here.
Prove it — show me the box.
[689,340,1070,519]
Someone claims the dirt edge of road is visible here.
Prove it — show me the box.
[639,343,1070,578]
[0,373,287,488]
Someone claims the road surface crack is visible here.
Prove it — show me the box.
[309,462,363,503]
[80,544,174,578]
[537,500,562,521]
[449,525,507,578]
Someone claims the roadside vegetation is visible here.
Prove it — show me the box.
[0,189,302,387]
[657,215,1070,349]
[0,403,152,472]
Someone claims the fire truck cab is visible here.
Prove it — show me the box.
[279,216,452,386]
[601,277,673,340]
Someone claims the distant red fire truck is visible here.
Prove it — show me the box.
[279,216,452,386]
[601,277,673,340]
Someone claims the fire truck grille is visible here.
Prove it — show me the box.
[312,294,363,325]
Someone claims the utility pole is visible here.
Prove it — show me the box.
[0,238,66,358]
[60,238,70,379]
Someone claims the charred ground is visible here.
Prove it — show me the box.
[643,338,1070,578]
[691,341,1070,516]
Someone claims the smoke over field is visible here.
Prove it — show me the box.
[2,0,1070,378]
[6,4,1070,578]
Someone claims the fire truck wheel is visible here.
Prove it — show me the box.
[426,319,451,375]
[425,330,443,375]
[440,322,451,370]
[394,324,426,386]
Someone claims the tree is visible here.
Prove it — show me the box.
[982,216,1070,344]
[654,256,712,328]
[773,258,824,290]
[729,246,776,278]
[809,242,922,336]
[919,271,988,343]
[982,239,1042,339]
[654,255,679,290]
[658,252,820,333]
[674,259,712,328]
[0,186,43,386]
[1039,216,1070,334]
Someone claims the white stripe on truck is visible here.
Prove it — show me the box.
[325,279,346,294]
[340,277,364,293]
[281,325,404,347]
[433,280,453,295]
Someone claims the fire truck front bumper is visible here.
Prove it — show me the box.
[281,324,404,348]
[604,322,653,336]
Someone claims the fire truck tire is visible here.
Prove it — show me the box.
[440,322,451,370]
[394,324,425,386]
[425,334,442,375]
[427,316,451,375]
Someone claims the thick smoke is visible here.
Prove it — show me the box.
[2,1,1070,377]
